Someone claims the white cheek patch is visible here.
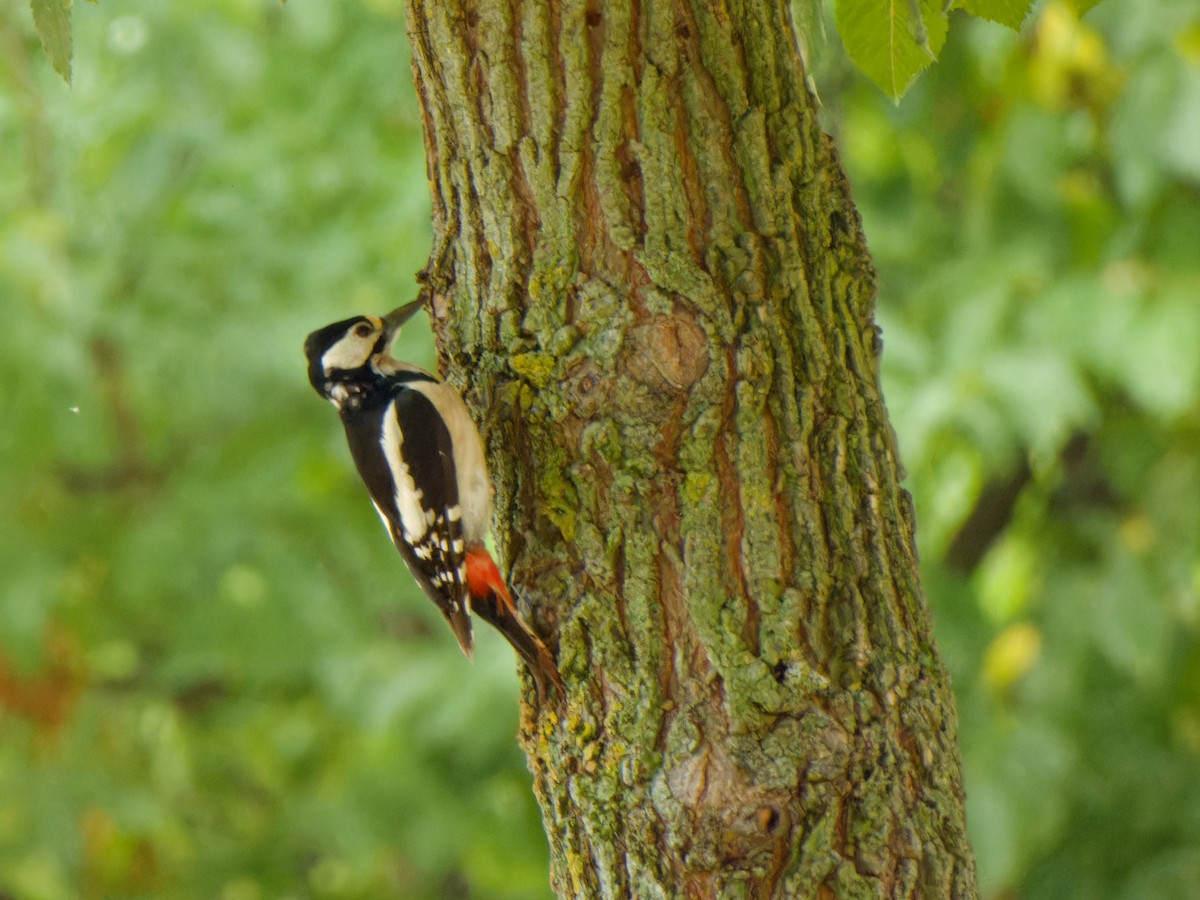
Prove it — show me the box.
[382,401,429,541]
[321,331,374,375]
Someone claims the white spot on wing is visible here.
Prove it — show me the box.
[382,400,429,541]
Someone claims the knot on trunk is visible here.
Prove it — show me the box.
[623,314,709,395]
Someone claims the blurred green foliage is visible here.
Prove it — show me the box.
[2,0,1199,898]
[1,1,550,898]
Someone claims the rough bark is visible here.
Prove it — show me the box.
[401,1,977,897]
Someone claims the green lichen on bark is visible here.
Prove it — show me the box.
[403,0,977,897]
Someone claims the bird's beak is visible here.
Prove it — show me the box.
[382,298,425,339]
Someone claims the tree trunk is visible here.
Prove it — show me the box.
[401,1,977,897]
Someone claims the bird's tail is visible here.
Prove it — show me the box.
[465,546,564,700]
[444,601,475,662]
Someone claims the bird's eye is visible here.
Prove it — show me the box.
[353,322,373,338]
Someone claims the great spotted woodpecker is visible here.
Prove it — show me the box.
[304,299,562,697]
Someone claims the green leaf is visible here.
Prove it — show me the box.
[30,0,73,84]
[835,0,949,101]
[791,0,828,67]
[953,0,1036,29]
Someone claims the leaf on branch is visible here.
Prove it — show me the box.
[30,0,73,84]
[953,0,1037,30]
[835,0,949,101]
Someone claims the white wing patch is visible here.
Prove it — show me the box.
[406,381,492,542]
[381,400,429,541]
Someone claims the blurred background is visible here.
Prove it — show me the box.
[0,0,1197,897]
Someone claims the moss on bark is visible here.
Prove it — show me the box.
[402,1,977,896]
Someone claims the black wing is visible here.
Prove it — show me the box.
[341,383,473,654]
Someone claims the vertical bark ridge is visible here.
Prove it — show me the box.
[594,1,636,252]
[402,0,977,896]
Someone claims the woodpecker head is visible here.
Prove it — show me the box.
[304,298,425,410]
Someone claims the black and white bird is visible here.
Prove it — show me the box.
[304,299,562,696]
